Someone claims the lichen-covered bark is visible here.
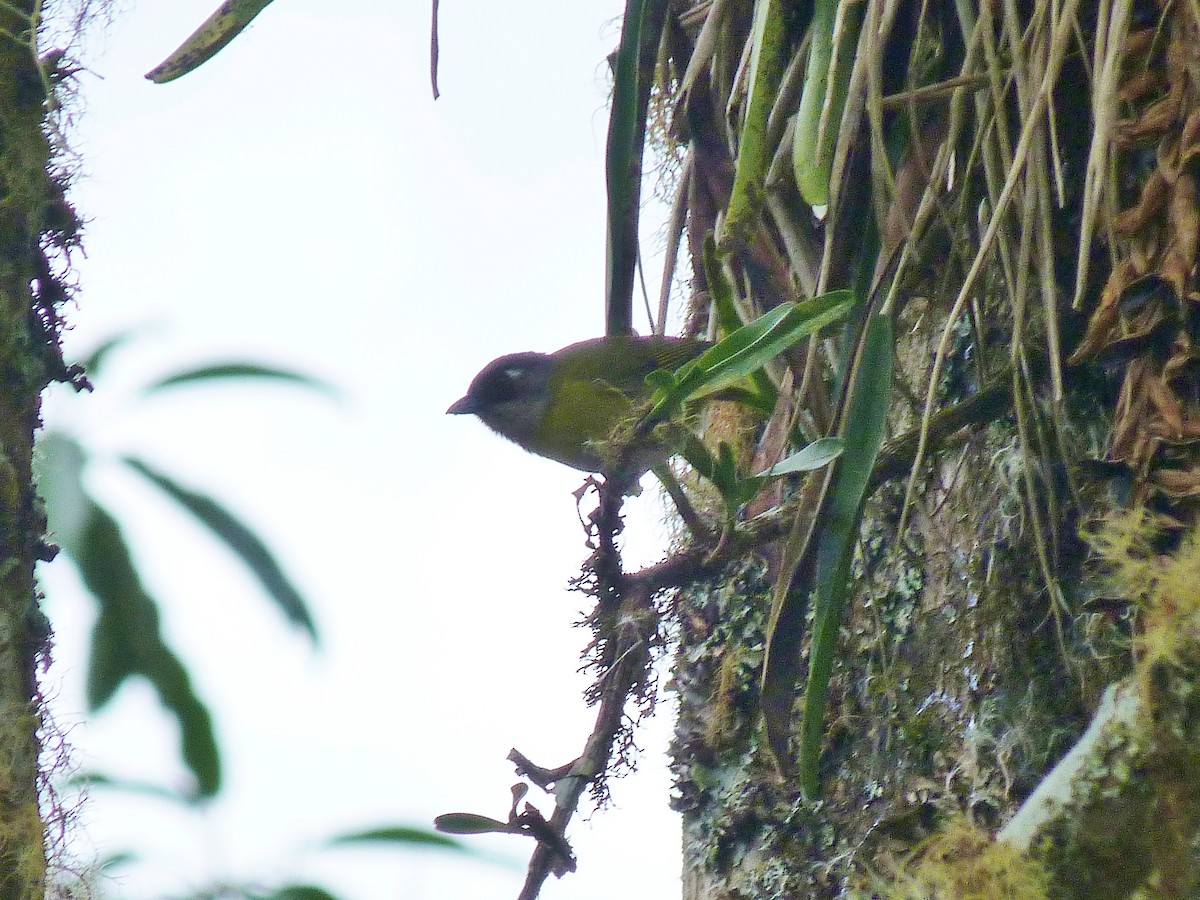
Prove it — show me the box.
[0,3,79,896]
[656,0,1200,895]
[671,320,1123,897]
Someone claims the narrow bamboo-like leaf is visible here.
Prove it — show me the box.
[797,310,893,797]
[143,362,340,399]
[678,0,735,97]
[720,0,787,251]
[759,212,886,773]
[682,291,854,397]
[702,232,746,336]
[756,437,844,477]
[701,233,777,408]
[74,501,222,797]
[792,0,836,206]
[434,813,511,835]
[792,0,861,207]
[145,0,276,84]
[606,0,649,336]
[329,826,468,850]
[123,457,319,644]
[645,293,854,431]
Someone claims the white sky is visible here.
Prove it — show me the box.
[38,1,684,898]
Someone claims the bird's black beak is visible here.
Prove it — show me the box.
[447,395,476,415]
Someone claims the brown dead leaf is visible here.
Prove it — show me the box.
[1122,94,1183,142]
[1179,111,1200,166]
[1152,411,1200,441]
[1117,70,1166,105]
[1161,336,1195,382]
[1146,373,1186,436]
[1124,27,1156,59]
[1151,467,1200,498]
[1161,252,1191,301]
[1069,259,1138,364]
[1114,171,1169,236]
[1111,367,1150,461]
[1169,171,1199,264]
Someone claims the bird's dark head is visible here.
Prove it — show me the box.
[447,351,555,450]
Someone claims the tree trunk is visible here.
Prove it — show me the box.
[0,4,80,895]
[657,0,1200,895]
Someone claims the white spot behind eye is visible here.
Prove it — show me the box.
[504,367,523,380]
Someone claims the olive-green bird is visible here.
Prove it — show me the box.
[447,335,707,473]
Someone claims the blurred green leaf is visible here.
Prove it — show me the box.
[329,822,522,872]
[34,430,90,555]
[259,886,340,900]
[74,501,221,797]
[434,812,510,835]
[123,457,319,644]
[69,772,191,803]
[328,826,468,851]
[145,0,277,84]
[142,362,339,399]
[76,328,143,379]
[97,851,139,871]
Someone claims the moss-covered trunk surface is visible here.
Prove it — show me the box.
[651,0,1200,896]
[0,3,79,895]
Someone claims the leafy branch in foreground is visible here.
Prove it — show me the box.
[71,772,501,899]
[38,333,328,798]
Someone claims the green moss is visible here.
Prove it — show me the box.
[888,819,1052,899]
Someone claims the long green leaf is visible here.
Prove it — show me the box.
[797,310,893,797]
[701,231,748,337]
[701,234,778,410]
[145,0,277,84]
[720,0,787,251]
[143,362,340,399]
[606,0,649,335]
[74,501,222,797]
[660,291,853,412]
[792,0,861,206]
[123,457,319,644]
[70,772,192,803]
[685,291,854,396]
[755,437,844,477]
[434,813,511,835]
[328,826,469,851]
